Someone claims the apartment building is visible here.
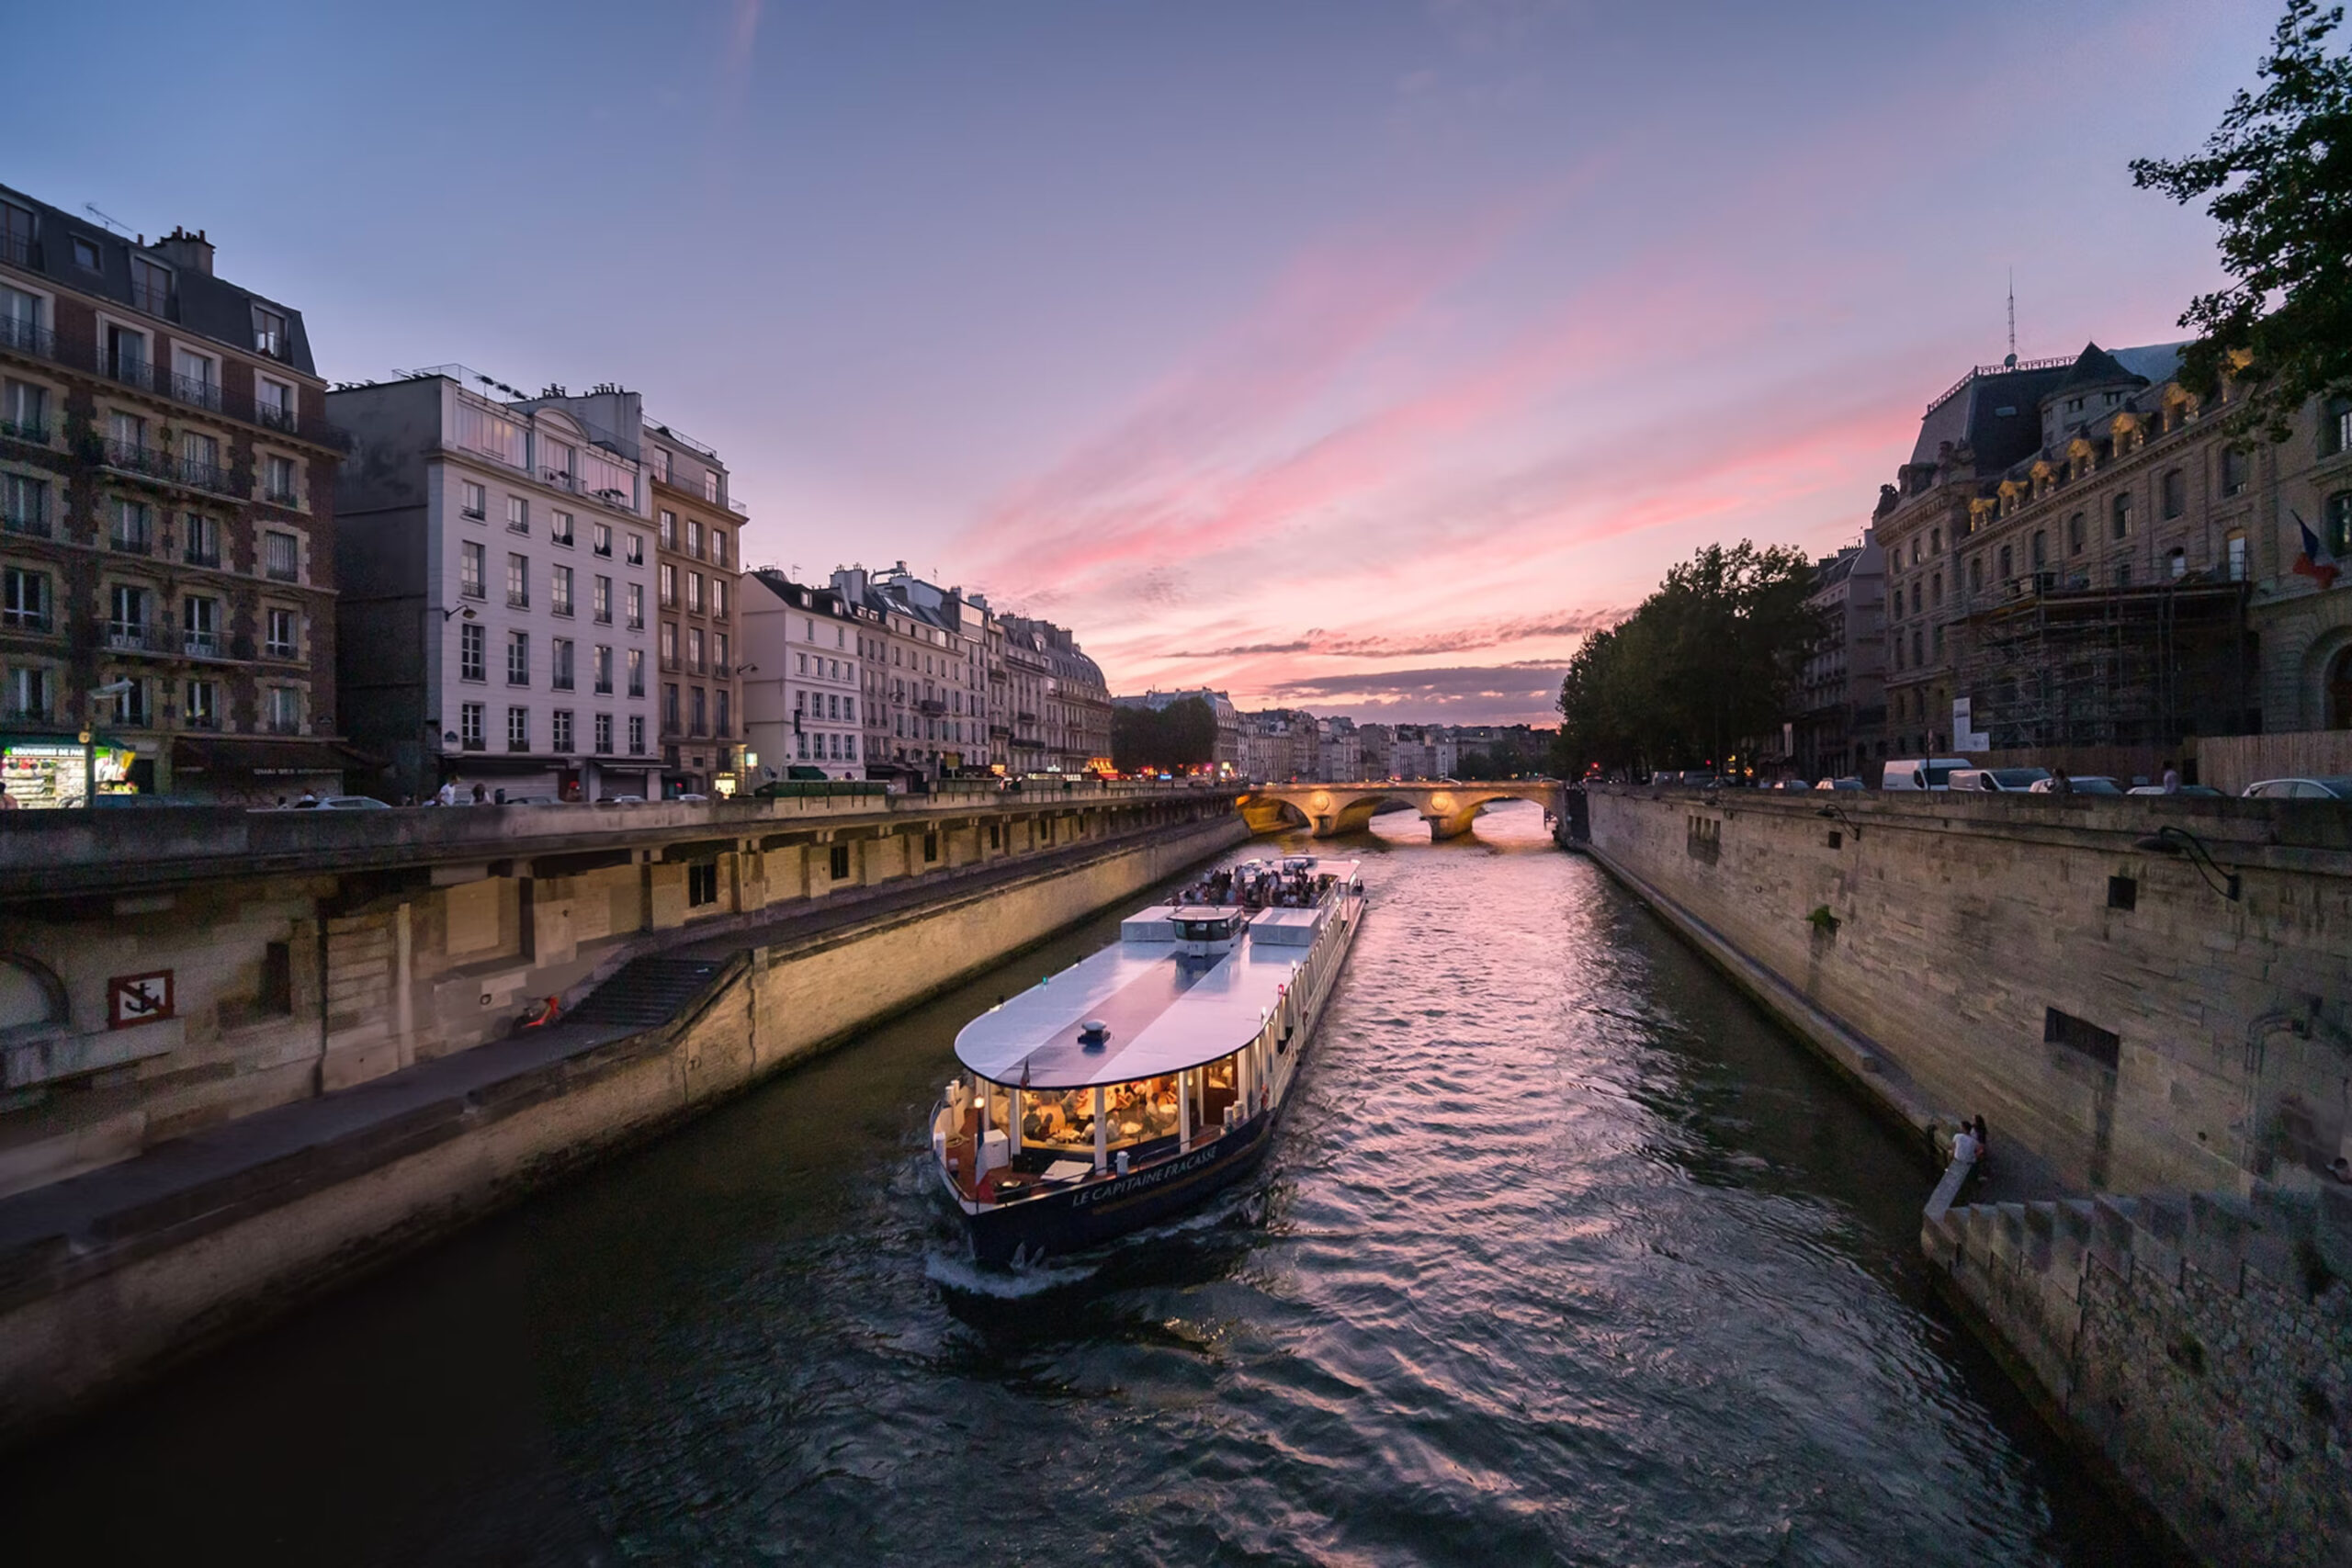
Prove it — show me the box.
[832,561,997,776]
[329,370,658,801]
[1871,341,2352,756]
[1001,613,1112,774]
[741,571,874,780]
[1791,530,1887,780]
[627,419,745,796]
[0,186,348,804]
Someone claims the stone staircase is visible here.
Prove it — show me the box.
[561,957,735,1034]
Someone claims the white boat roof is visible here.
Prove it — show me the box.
[956,860,1357,1089]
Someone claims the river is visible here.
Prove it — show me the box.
[3,802,2147,1565]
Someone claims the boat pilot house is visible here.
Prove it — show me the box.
[935,857,1364,1265]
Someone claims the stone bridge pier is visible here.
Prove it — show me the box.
[1238,782,1562,840]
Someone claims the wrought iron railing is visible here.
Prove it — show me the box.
[0,315,56,360]
[0,417,48,445]
[182,629,224,658]
[106,620,175,654]
[165,368,223,412]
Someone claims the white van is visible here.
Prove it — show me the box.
[1882,758,1973,791]
[1950,767,2052,793]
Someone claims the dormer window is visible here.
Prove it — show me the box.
[253,306,287,358]
[130,255,171,317]
[71,235,100,272]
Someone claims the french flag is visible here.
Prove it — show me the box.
[2294,513,2340,592]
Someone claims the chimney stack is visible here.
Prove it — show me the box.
[155,226,214,276]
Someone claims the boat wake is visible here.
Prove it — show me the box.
[923,1247,1101,1298]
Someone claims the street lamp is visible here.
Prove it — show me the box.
[1816,803,1863,840]
[2134,826,2240,901]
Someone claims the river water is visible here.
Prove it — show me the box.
[5,803,2146,1565]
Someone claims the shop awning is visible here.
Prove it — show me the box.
[169,738,377,778]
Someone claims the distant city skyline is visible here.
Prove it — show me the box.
[13,0,2277,722]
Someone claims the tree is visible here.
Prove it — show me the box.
[2131,0,2352,438]
[1555,542,1821,779]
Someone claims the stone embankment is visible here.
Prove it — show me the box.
[1926,1185,2351,1566]
[0,809,1250,1449]
[1575,783,2352,1567]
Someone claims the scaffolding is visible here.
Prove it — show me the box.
[1953,580,2253,750]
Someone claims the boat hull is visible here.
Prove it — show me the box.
[962,1111,1278,1266]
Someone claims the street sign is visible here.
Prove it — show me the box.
[107,971,175,1029]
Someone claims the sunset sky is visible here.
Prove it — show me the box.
[18,1,2281,721]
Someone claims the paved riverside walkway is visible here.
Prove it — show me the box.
[0,815,1238,1303]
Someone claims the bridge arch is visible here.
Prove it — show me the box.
[1237,781,1559,841]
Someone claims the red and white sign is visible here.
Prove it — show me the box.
[107,971,175,1030]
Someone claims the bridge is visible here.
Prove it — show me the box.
[1238,781,1562,840]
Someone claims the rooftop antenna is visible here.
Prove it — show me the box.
[2004,269,2018,368]
[84,202,132,238]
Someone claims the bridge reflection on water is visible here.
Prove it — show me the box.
[1238,779,1562,840]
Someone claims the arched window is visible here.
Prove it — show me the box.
[2111,491,2133,539]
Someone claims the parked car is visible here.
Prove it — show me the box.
[2028,775,2125,795]
[1813,777,1865,791]
[1950,767,2052,793]
[1882,758,1973,791]
[2125,784,2224,797]
[597,794,646,805]
[673,792,710,804]
[2241,776,2352,800]
[505,795,572,806]
[288,795,390,810]
[1760,778,1811,792]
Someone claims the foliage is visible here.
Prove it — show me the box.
[1111,696,1216,773]
[2131,0,2352,439]
[1455,730,1547,778]
[1555,541,1822,779]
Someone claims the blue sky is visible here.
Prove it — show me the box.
[13,0,2284,720]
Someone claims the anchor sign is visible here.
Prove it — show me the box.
[107,971,175,1030]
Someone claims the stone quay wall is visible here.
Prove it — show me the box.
[0,783,1227,1201]
[1582,785,2352,1197]
[0,812,1251,1447]
[1924,1186,2352,1566]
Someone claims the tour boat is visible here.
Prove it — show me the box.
[932,856,1365,1266]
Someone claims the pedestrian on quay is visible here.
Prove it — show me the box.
[1951,1120,1981,1167]
[1973,1114,1989,1167]
[436,779,458,807]
[2161,761,2181,794]
[470,783,488,805]
[2050,768,2073,796]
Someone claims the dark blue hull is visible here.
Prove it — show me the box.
[961,1112,1276,1266]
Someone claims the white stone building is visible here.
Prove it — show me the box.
[741,571,871,780]
[331,369,658,800]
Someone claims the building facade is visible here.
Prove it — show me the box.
[1871,342,2352,761]
[1,187,349,804]
[1791,530,1887,780]
[1001,613,1111,774]
[741,571,872,780]
[830,562,996,776]
[629,417,745,796]
[329,371,658,802]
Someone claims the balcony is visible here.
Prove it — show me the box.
[506,590,529,609]
[107,620,176,655]
[265,716,303,736]
[101,440,239,497]
[165,369,223,413]
[266,561,300,584]
[184,543,221,569]
[104,355,160,394]
[110,518,154,555]
[1,502,48,539]
[0,313,56,362]
[265,483,300,507]
[459,581,485,601]
[711,660,730,678]
[2,606,51,634]
[256,402,299,435]
[461,736,486,752]
[594,680,614,696]
[593,540,612,558]
[460,504,488,522]
[182,629,224,659]
[0,416,48,446]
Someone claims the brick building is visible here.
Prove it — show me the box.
[1,185,350,804]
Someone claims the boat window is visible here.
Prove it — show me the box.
[1103,1076,1182,1146]
[1018,1088,1097,1155]
[1200,1055,1239,1128]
